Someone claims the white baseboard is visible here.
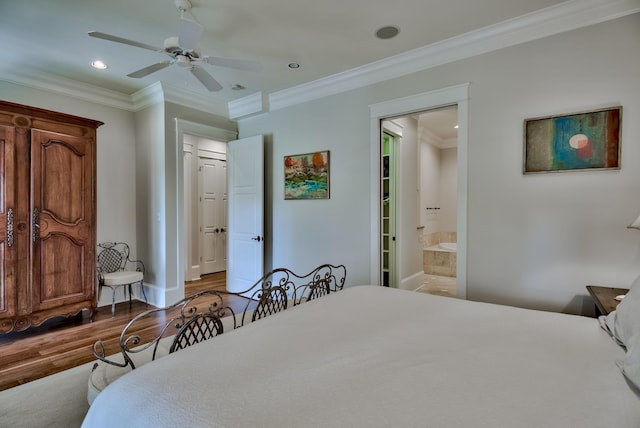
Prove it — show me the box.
[399,271,425,291]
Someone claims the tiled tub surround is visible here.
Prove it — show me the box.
[423,232,457,277]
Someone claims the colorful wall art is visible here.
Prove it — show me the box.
[284,151,330,199]
[524,107,621,174]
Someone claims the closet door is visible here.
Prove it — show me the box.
[0,125,16,328]
[29,129,94,313]
[200,157,227,275]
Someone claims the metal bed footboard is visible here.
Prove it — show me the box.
[91,263,347,371]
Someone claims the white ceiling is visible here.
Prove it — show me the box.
[419,107,459,149]
[1,1,638,114]
[0,0,580,106]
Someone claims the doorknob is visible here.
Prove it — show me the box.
[214,228,220,233]
[251,235,262,242]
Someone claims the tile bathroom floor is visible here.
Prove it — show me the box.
[415,274,456,297]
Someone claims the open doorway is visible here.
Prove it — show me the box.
[183,133,228,282]
[176,118,237,301]
[370,84,468,299]
[415,107,458,297]
[380,107,458,295]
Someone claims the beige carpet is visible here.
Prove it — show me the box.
[0,361,93,428]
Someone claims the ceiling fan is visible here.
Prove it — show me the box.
[88,0,261,92]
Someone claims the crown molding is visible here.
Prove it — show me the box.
[161,83,230,117]
[0,69,135,111]
[130,82,165,111]
[228,91,269,120]
[0,69,228,116]
[131,81,229,116]
[267,0,640,113]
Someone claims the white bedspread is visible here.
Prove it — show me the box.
[83,285,640,427]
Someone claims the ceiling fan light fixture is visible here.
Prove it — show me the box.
[231,84,246,91]
[87,5,261,93]
[176,55,191,67]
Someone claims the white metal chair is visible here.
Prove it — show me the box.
[97,242,147,316]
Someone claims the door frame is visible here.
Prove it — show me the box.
[176,119,237,296]
[369,84,469,299]
[381,123,402,288]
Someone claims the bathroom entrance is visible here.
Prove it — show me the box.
[379,105,459,296]
[371,84,468,298]
[416,106,458,297]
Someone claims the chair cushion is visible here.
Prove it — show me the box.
[102,271,143,286]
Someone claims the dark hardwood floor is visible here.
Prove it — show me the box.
[0,271,235,391]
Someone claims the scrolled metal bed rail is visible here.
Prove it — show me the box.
[91,263,347,372]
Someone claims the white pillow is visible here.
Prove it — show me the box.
[599,274,640,394]
[619,335,640,396]
[599,274,640,348]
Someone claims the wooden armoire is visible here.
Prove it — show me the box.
[0,100,102,333]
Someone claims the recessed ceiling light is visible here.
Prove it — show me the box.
[454,125,459,129]
[231,84,246,91]
[375,26,400,40]
[288,63,300,69]
[91,60,108,70]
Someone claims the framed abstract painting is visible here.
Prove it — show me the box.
[523,106,622,174]
[284,150,330,199]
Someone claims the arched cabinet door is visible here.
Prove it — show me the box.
[30,129,94,314]
[0,125,17,332]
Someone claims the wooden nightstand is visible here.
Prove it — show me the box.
[586,285,629,316]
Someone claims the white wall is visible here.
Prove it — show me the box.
[439,148,457,234]
[393,116,423,289]
[237,13,640,314]
[419,143,457,236]
[134,103,166,304]
[238,94,373,285]
[420,138,441,233]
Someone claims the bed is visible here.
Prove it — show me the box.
[83,281,640,427]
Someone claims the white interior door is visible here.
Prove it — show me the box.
[227,135,264,293]
[199,158,227,275]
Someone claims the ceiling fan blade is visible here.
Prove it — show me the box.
[178,17,203,50]
[127,61,173,78]
[203,56,262,72]
[190,66,223,92]
[88,31,162,52]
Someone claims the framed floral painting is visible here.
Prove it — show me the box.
[284,151,330,199]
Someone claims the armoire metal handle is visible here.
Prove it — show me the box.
[32,207,40,242]
[7,208,13,247]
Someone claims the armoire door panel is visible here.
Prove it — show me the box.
[32,133,91,224]
[0,126,17,322]
[30,130,93,312]
[37,235,85,305]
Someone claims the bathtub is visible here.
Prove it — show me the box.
[438,242,456,252]
[423,242,457,277]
